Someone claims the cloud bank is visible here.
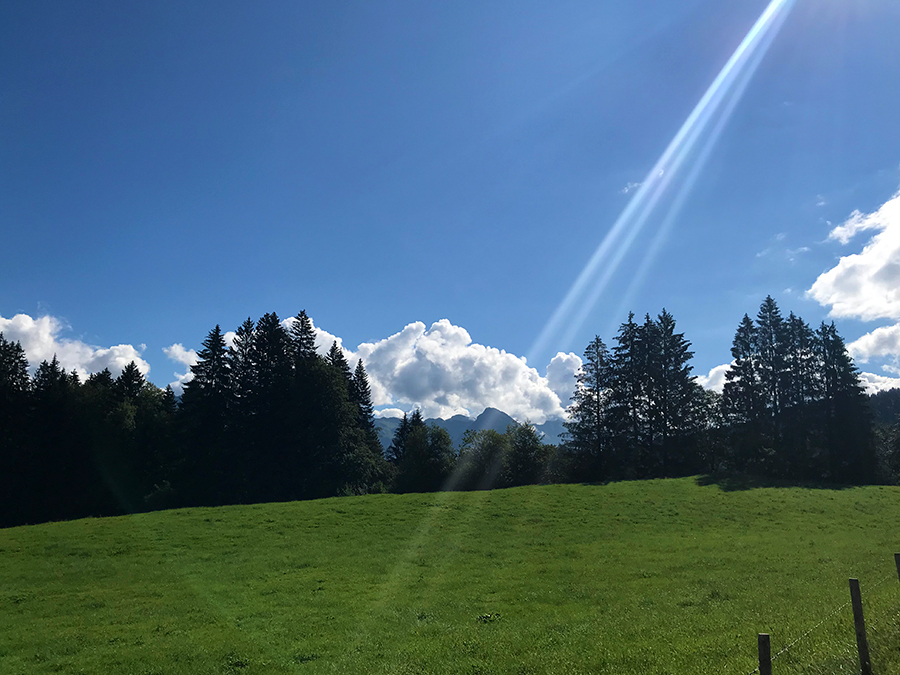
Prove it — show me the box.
[351,320,579,423]
[808,187,900,392]
[696,363,731,393]
[0,313,150,379]
[808,190,900,321]
[848,324,900,364]
[163,343,199,394]
[546,352,583,407]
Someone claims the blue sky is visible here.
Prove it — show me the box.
[3,0,900,420]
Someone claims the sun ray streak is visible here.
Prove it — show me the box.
[528,0,796,365]
[608,4,791,333]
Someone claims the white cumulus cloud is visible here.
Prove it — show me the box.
[858,371,900,395]
[848,324,900,364]
[696,363,731,393]
[0,313,150,379]
[808,187,900,391]
[374,408,405,419]
[546,351,582,407]
[163,343,199,394]
[353,319,567,423]
[808,189,900,321]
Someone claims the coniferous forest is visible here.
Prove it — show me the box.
[1,298,898,528]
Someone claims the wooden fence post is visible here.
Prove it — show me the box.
[849,578,872,675]
[758,633,772,675]
[894,553,900,586]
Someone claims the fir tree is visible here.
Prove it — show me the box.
[252,312,292,400]
[180,325,233,504]
[781,312,818,478]
[0,334,31,526]
[228,318,257,407]
[29,357,96,521]
[115,361,146,401]
[350,359,383,460]
[647,309,702,476]
[723,314,765,470]
[183,325,231,403]
[388,409,427,464]
[754,296,787,463]
[816,322,874,482]
[289,310,317,363]
[387,412,411,463]
[724,314,760,423]
[327,341,352,381]
[564,336,612,479]
[243,312,294,500]
[608,313,644,474]
[0,333,30,396]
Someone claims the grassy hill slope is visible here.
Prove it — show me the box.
[2,478,900,674]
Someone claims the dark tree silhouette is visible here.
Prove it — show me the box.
[564,336,612,480]
[393,417,455,493]
[180,325,232,504]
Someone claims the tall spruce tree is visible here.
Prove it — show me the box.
[387,411,412,463]
[646,309,701,476]
[244,312,294,500]
[115,361,146,401]
[0,337,29,525]
[252,313,292,403]
[0,333,29,396]
[0,334,31,525]
[30,357,98,521]
[183,325,231,403]
[180,325,233,504]
[783,313,818,410]
[781,312,818,478]
[350,359,384,461]
[564,336,612,479]
[327,341,352,381]
[110,362,158,511]
[755,296,787,454]
[723,314,764,470]
[229,318,257,404]
[388,409,424,464]
[289,310,318,363]
[816,322,874,483]
[608,313,644,475]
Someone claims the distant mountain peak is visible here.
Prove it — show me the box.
[373,407,564,452]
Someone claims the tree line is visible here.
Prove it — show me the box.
[0,298,895,528]
[562,297,877,484]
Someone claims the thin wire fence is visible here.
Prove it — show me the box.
[735,563,899,675]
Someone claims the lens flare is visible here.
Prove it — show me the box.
[529,0,796,364]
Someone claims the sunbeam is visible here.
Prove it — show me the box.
[528,0,796,365]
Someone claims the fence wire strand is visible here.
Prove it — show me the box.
[737,569,897,675]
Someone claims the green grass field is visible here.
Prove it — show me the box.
[2,477,900,674]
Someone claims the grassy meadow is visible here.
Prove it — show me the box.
[2,477,900,674]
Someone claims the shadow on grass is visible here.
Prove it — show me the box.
[695,473,854,492]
